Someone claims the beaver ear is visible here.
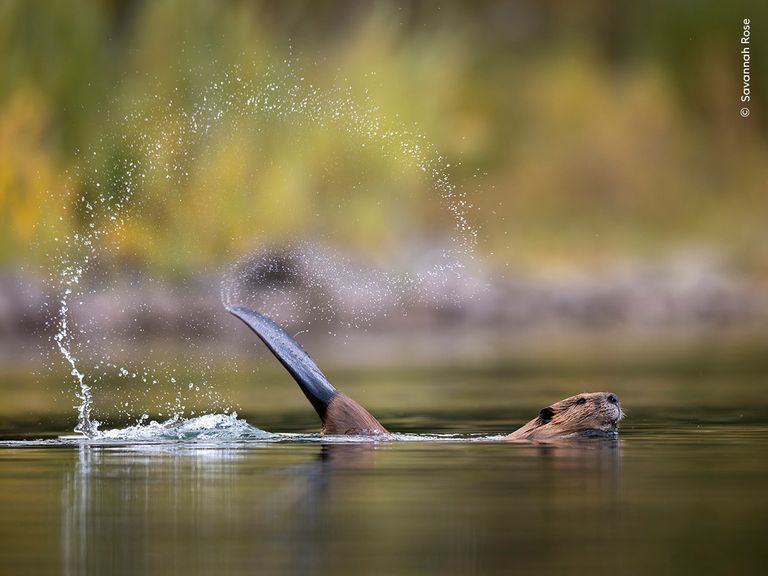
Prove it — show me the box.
[539,407,555,423]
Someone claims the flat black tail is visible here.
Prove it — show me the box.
[228,306,337,419]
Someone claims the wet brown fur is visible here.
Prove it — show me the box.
[322,393,388,435]
[320,391,622,440]
[504,392,624,441]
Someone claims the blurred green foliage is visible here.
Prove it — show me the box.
[1,0,766,275]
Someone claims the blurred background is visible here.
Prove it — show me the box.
[1,0,767,428]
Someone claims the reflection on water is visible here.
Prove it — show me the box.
[61,444,256,575]
[53,437,624,576]
[1,411,767,575]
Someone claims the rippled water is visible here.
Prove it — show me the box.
[1,376,767,576]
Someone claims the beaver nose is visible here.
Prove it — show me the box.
[606,393,619,404]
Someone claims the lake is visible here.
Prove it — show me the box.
[0,370,766,576]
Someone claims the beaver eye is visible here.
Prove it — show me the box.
[575,397,586,405]
[539,407,555,423]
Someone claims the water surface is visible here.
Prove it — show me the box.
[1,375,766,576]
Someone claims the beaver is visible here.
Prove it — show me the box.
[228,306,624,440]
[503,392,623,440]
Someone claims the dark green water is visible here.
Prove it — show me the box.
[1,376,767,576]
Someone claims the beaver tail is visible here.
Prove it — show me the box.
[228,306,337,417]
[228,306,387,435]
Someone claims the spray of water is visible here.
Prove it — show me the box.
[51,59,479,438]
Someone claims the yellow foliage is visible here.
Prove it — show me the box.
[0,88,70,263]
[1,2,767,276]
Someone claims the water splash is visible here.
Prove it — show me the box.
[220,240,483,332]
[53,291,98,436]
[50,145,143,436]
[2,422,497,446]
[92,413,270,442]
[51,59,479,436]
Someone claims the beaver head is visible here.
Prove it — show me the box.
[505,392,624,441]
